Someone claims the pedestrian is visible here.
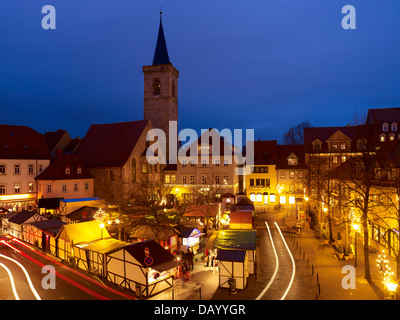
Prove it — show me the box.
[187,248,194,271]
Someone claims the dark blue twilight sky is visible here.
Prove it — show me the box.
[0,1,400,143]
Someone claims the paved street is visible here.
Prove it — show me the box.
[0,237,135,300]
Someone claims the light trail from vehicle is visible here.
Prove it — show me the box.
[0,253,42,300]
[0,262,20,300]
[274,221,296,300]
[255,221,279,300]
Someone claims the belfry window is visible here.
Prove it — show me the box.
[153,78,161,95]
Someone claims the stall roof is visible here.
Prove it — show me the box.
[214,230,256,251]
[56,220,111,244]
[216,250,246,262]
[66,206,99,222]
[124,240,179,272]
[38,198,63,209]
[8,211,44,225]
[31,220,66,237]
[81,238,129,254]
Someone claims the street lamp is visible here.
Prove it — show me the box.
[352,223,360,267]
[99,222,105,239]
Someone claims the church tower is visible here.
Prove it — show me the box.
[143,12,179,161]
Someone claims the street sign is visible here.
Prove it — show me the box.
[144,256,154,266]
[144,247,150,256]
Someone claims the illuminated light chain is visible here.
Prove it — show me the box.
[376,250,396,284]
[94,208,107,223]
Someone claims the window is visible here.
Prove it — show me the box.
[182,175,187,184]
[190,160,195,167]
[171,175,176,183]
[201,176,207,184]
[313,143,321,151]
[340,143,346,150]
[250,193,255,202]
[201,160,207,167]
[14,183,20,194]
[332,143,338,150]
[288,159,297,166]
[182,160,187,167]
[280,171,286,179]
[28,164,34,174]
[333,156,338,164]
[289,171,295,179]
[74,184,78,191]
[214,159,220,166]
[62,184,67,192]
[215,175,220,184]
[380,134,386,142]
[14,165,20,175]
[256,193,262,202]
[109,170,115,181]
[341,156,347,163]
[165,175,170,184]
[374,168,381,180]
[85,183,89,191]
[38,164,43,173]
[190,175,195,184]
[266,179,270,187]
[389,133,395,141]
[0,165,5,175]
[223,176,229,184]
[77,167,82,174]
[0,184,5,194]
[383,123,389,132]
[142,162,148,174]
[392,123,398,132]
[250,179,255,187]
[298,171,303,179]
[224,160,229,166]
[153,78,161,95]
[65,167,70,174]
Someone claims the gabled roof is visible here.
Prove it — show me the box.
[304,125,372,153]
[44,129,70,151]
[152,15,171,65]
[66,206,99,222]
[57,221,111,244]
[367,107,400,124]
[36,154,93,181]
[216,250,246,262]
[76,120,150,167]
[0,124,51,160]
[123,239,178,272]
[8,211,45,225]
[31,220,66,237]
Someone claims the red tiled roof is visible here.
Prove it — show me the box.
[367,107,400,124]
[36,154,93,180]
[253,140,277,165]
[0,124,51,160]
[76,120,150,167]
[44,129,69,151]
[276,144,307,169]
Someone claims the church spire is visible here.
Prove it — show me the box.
[152,11,171,65]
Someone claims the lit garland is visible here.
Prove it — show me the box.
[94,208,107,223]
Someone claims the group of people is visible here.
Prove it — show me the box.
[204,248,218,269]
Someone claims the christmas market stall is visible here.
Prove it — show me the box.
[58,197,105,222]
[213,229,256,275]
[215,250,249,290]
[106,239,180,298]
[23,219,66,253]
[6,210,47,241]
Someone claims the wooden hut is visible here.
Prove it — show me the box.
[216,250,249,290]
[23,219,66,253]
[106,240,179,297]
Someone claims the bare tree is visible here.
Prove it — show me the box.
[283,121,312,145]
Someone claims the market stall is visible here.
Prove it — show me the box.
[106,239,179,298]
[216,250,249,290]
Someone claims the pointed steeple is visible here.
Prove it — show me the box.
[152,11,171,65]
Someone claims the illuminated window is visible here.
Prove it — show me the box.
[263,193,268,204]
[288,159,298,166]
[340,143,346,150]
[380,134,386,142]
[389,133,395,141]
[256,193,262,202]
[341,156,347,163]
[14,183,20,194]
[269,194,276,203]
[280,195,286,204]
[250,193,255,202]
[289,196,296,204]
[289,171,295,179]
[65,167,70,174]
[332,143,338,150]
[165,175,170,184]
[77,167,82,174]
[0,184,5,194]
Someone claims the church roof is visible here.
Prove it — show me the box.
[76,120,150,167]
[152,15,170,65]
